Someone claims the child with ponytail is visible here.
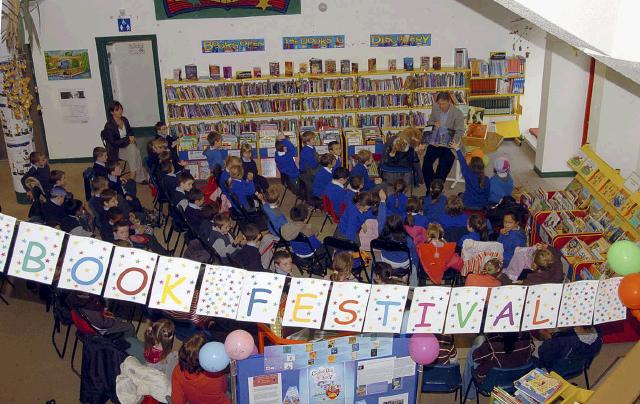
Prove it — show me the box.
[449,141,490,210]
[458,214,490,249]
[144,319,178,373]
[326,251,355,282]
[386,178,408,218]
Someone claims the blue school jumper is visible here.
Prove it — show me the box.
[299,145,319,173]
[312,167,333,197]
[323,181,349,216]
[456,149,490,209]
[409,213,428,227]
[423,194,447,223]
[230,178,256,209]
[497,229,527,267]
[489,174,514,205]
[458,231,480,248]
[337,203,369,240]
[203,147,226,170]
[275,139,299,180]
[350,163,374,191]
[387,192,408,218]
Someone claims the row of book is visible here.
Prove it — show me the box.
[469,54,526,77]
[300,115,355,129]
[560,235,610,263]
[241,99,302,115]
[469,98,512,114]
[168,103,241,119]
[415,90,466,106]
[242,80,299,96]
[413,72,467,88]
[357,76,405,92]
[165,84,242,101]
[357,113,412,128]
[300,78,355,93]
[169,121,243,137]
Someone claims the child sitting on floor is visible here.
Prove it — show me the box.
[489,157,514,205]
[497,212,527,267]
[450,141,490,209]
[458,214,490,249]
[423,179,447,223]
[386,178,408,218]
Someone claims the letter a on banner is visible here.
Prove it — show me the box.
[557,280,599,327]
[7,222,65,285]
[0,214,17,271]
[483,285,528,333]
[521,283,564,331]
[103,246,158,304]
[58,235,113,295]
[363,284,409,333]
[444,287,487,334]
[196,265,246,319]
[323,282,371,332]
[148,257,201,312]
[236,271,286,324]
[282,278,331,328]
[406,286,452,333]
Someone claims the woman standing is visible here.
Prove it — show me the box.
[102,101,148,183]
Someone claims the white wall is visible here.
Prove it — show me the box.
[535,36,591,173]
[588,62,640,177]
[31,0,542,160]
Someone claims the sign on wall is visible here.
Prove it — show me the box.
[155,0,301,20]
[370,33,432,47]
[202,39,266,53]
[283,35,345,50]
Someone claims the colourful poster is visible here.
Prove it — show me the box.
[202,39,265,53]
[57,235,113,295]
[283,35,345,50]
[7,222,65,284]
[308,364,347,403]
[155,0,301,19]
[44,49,91,80]
[370,34,432,47]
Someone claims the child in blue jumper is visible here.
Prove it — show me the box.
[299,131,319,174]
[346,175,363,201]
[386,178,408,218]
[260,184,288,237]
[281,205,322,257]
[219,155,242,197]
[497,212,527,267]
[489,157,514,205]
[229,164,256,210]
[423,179,447,223]
[450,141,490,209]
[203,131,226,173]
[458,214,490,248]
[312,153,336,198]
[328,141,342,171]
[436,195,469,230]
[335,191,375,243]
[406,196,428,227]
[323,167,350,217]
[275,134,299,188]
[350,149,382,191]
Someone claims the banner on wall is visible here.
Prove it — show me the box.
[370,33,432,47]
[283,35,345,50]
[154,0,301,20]
[202,39,266,53]
[0,213,629,334]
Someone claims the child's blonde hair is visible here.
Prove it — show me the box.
[225,155,242,168]
[144,319,175,361]
[240,142,253,157]
[266,184,283,204]
[329,252,353,282]
[427,223,444,241]
[482,258,503,275]
[228,164,244,180]
[356,149,373,165]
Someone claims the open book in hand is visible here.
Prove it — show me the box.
[422,125,456,147]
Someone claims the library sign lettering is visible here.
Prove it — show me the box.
[370,33,432,47]
[202,39,266,53]
[0,214,628,334]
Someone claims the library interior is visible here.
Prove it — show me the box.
[1,0,640,403]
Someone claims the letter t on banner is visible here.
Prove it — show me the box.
[444,287,487,334]
[483,285,528,333]
[57,235,113,295]
[236,271,286,324]
[7,222,65,285]
[282,278,331,328]
[103,246,158,304]
[363,284,409,333]
[148,257,201,312]
[0,213,17,272]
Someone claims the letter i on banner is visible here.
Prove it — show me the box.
[406,286,452,333]
[236,271,286,324]
[103,246,158,304]
[521,283,563,331]
[444,287,487,334]
[0,214,17,271]
[57,235,113,295]
[148,257,201,312]
[196,265,246,319]
[557,280,599,327]
[7,222,65,284]
[593,277,627,324]
[323,282,371,332]
[363,284,409,333]
[282,278,331,328]
[483,286,528,333]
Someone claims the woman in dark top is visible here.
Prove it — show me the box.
[101,101,148,183]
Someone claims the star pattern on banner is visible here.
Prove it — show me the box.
[148,256,201,313]
[363,284,409,333]
[557,280,599,327]
[0,214,17,270]
[57,235,113,295]
[407,286,452,334]
[593,278,627,324]
[323,282,371,332]
[521,283,564,331]
[196,265,246,319]
[236,271,286,324]
[444,287,487,334]
[282,277,331,328]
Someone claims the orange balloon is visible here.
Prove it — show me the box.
[631,309,640,322]
[618,273,640,310]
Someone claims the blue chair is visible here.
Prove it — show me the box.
[421,363,463,404]
[463,362,534,404]
[548,356,592,389]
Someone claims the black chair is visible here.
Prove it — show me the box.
[421,363,463,404]
[51,289,73,358]
[282,233,330,277]
[323,236,370,282]
[296,179,321,219]
[547,356,594,389]
[279,172,300,206]
[369,238,414,284]
[82,167,94,202]
[228,193,269,234]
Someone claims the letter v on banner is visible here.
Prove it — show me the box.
[7,222,65,285]
[444,287,487,334]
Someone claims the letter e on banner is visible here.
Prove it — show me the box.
[282,278,330,328]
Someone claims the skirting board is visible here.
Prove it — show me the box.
[533,166,576,178]
[48,157,93,164]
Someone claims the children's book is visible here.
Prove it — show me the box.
[578,158,597,178]
[362,126,383,144]
[299,62,308,74]
[269,62,280,77]
[340,60,351,74]
[173,68,182,81]
[325,59,337,74]
[258,124,279,148]
[629,209,640,228]
[223,66,233,79]
[587,170,608,190]
[600,181,618,200]
[185,64,198,80]
[236,71,252,79]
[568,150,587,170]
[367,58,377,72]
[209,65,221,80]
[310,59,323,74]
[612,189,629,209]
[403,57,414,71]
[239,132,257,149]
[284,61,294,77]
[620,200,637,218]
[420,56,430,71]
[344,129,363,146]
[220,134,238,149]
[351,63,359,74]
[320,128,341,144]
[388,59,397,71]
[623,171,640,193]
[260,158,278,178]
[252,67,262,78]
[432,56,442,70]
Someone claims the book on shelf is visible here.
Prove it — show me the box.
[220,134,238,149]
[185,64,198,80]
[299,62,308,74]
[629,209,640,228]
[320,127,341,144]
[253,67,262,78]
[368,58,377,72]
[239,132,257,149]
[351,63,359,74]
[560,237,594,262]
[403,57,414,71]
[340,59,351,74]
[568,151,587,170]
[420,56,430,71]
[310,58,323,74]
[258,124,279,148]
[325,59,337,74]
[469,98,512,115]
[432,56,441,70]
[589,238,611,261]
[599,180,618,200]
[513,369,562,403]
[236,71,252,79]
[173,68,182,81]
[344,128,363,146]
[260,158,277,178]
[624,171,640,193]
[278,61,290,77]
[620,199,637,218]
[466,106,485,125]
[490,51,507,60]
[454,47,468,68]
[209,65,221,80]
[223,66,233,79]
[362,126,383,144]
[388,59,397,71]
[269,62,280,77]
[612,188,629,209]
[587,170,608,190]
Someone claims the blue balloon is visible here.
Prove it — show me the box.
[199,342,230,372]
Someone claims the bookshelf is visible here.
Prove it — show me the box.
[469,54,526,119]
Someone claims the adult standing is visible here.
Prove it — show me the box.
[101,100,148,183]
[421,92,465,189]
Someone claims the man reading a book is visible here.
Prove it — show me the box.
[421,91,465,189]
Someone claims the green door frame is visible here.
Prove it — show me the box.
[95,35,165,138]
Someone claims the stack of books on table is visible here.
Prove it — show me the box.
[514,369,563,403]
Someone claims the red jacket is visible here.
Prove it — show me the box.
[171,366,230,404]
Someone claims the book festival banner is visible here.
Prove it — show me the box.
[0,213,629,334]
[154,0,301,20]
[202,38,266,53]
[369,33,432,47]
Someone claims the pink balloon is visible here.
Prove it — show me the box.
[224,330,255,360]
[408,334,439,365]
[251,345,258,355]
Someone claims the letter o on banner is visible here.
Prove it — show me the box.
[116,267,148,296]
[71,257,104,286]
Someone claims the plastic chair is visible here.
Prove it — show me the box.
[323,236,370,282]
[548,356,593,389]
[50,289,73,359]
[282,233,329,277]
[82,167,94,202]
[279,172,300,206]
[421,363,463,404]
[320,195,339,233]
[463,362,535,403]
[70,309,99,377]
[370,238,413,283]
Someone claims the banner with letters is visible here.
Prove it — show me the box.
[0,213,628,333]
[370,33,432,47]
[282,35,345,50]
[202,39,265,53]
